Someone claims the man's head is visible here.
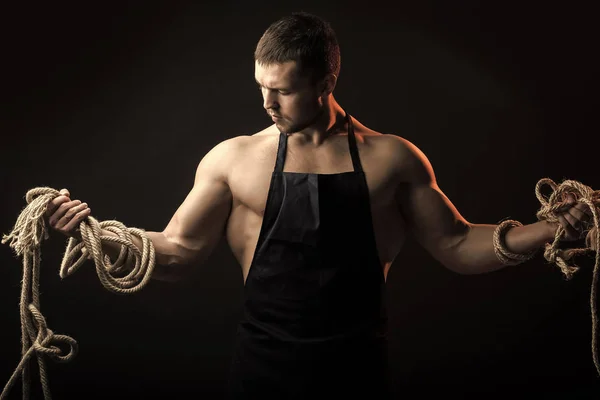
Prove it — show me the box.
[254,12,341,133]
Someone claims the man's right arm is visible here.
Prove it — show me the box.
[49,138,237,282]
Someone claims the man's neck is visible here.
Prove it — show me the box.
[294,98,348,146]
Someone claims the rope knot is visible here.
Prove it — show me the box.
[28,304,78,363]
[532,178,600,378]
[535,178,600,277]
[542,245,580,280]
[1,187,155,400]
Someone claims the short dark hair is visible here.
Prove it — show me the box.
[254,12,341,82]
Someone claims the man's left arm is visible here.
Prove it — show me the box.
[393,137,590,275]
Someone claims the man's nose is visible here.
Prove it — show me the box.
[263,90,278,110]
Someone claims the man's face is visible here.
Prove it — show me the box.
[254,60,325,134]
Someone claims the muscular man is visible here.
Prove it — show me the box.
[45,12,591,399]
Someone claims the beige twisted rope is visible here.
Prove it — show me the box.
[535,179,600,279]
[494,178,600,377]
[1,187,156,400]
[493,219,538,265]
[536,179,600,377]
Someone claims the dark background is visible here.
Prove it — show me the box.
[1,1,598,399]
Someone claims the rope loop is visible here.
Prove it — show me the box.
[1,187,155,400]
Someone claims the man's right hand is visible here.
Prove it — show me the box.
[45,188,92,238]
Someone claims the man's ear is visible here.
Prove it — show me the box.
[320,73,338,96]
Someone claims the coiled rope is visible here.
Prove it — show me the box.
[1,187,155,399]
[494,178,599,376]
[2,179,599,398]
[536,179,600,376]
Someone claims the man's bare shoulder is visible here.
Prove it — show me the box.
[251,124,280,138]
[372,133,424,161]
[198,126,278,181]
[381,135,434,184]
[356,123,431,183]
[205,125,277,156]
[356,124,415,160]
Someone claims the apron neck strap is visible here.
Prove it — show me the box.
[274,112,363,173]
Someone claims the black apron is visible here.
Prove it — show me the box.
[228,113,391,399]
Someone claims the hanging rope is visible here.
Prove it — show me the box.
[535,178,600,376]
[495,178,600,376]
[1,187,156,400]
[2,179,599,398]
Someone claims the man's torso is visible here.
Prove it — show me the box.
[224,119,408,283]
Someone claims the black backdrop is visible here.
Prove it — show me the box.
[1,1,598,399]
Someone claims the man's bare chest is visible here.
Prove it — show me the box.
[228,134,400,216]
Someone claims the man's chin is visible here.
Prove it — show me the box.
[275,121,294,134]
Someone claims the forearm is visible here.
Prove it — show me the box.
[448,220,557,275]
[100,229,186,282]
